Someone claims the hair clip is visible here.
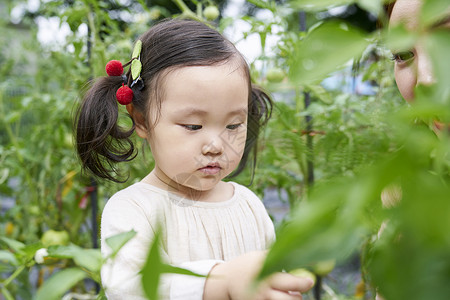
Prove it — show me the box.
[130,41,144,91]
[105,40,144,106]
[105,60,123,76]
[105,60,133,105]
[116,84,133,105]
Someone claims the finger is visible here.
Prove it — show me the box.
[267,273,314,293]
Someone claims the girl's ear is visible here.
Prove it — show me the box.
[126,104,148,139]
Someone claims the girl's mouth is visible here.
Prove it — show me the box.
[198,163,222,175]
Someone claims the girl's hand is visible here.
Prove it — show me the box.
[204,251,314,300]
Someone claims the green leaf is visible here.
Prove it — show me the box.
[131,59,142,81]
[0,168,9,185]
[0,250,18,266]
[4,112,21,124]
[161,264,205,278]
[420,0,450,28]
[259,176,376,278]
[141,229,163,300]
[35,268,87,300]
[73,249,103,273]
[368,172,450,300]
[63,5,89,32]
[141,228,205,300]
[305,84,332,104]
[132,40,142,59]
[425,31,450,106]
[105,230,137,258]
[0,237,25,252]
[47,245,102,273]
[246,0,276,11]
[357,0,382,16]
[20,243,42,261]
[291,0,355,11]
[47,244,82,259]
[290,22,370,85]
[384,24,418,53]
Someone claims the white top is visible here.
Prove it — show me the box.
[101,181,275,300]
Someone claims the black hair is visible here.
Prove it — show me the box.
[75,18,272,182]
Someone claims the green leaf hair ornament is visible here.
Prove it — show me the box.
[130,40,145,91]
[130,40,144,90]
[131,40,143,81]
[105,39,144,105]
[131,59,142,81]
[132,40,142,60]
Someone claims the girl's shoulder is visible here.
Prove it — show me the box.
[104,182,172,214]
[100,182,172,235]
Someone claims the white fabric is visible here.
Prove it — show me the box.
[101,181,275,300]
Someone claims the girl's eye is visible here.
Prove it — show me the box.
[226,123,242,130]
[183,124,202,131]
[391,51,415,64]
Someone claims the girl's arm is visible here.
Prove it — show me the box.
[203,251,314,300]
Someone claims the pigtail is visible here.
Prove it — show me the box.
[231,85,273,179]
[75,76,137,182]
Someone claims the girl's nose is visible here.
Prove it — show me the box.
[416,49,435,86]
[202,136,224,155]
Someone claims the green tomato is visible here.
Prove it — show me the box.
[28,205,40,215]
[41,229,70,247]
[312,259,336,276]
[266,68,285,83]
[64,133,73,148]
[289,268,316,285]
[149,8,161,20]
[204,6,220,21]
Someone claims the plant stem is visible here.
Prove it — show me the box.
[171,0,199,19]
[172,0,192,14]
[196,2,202,17]
[2,265,26,288]
[1,286,15,300]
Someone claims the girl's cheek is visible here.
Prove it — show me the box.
[394,66,416,102]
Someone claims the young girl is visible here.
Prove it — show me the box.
[75,19,313,300]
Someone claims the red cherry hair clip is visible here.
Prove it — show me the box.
[105,60,123,76]
[105,40,143,106]
[105,60,133,105]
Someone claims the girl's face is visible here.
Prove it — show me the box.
[137,61,249,196]
[390,0,450,102]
